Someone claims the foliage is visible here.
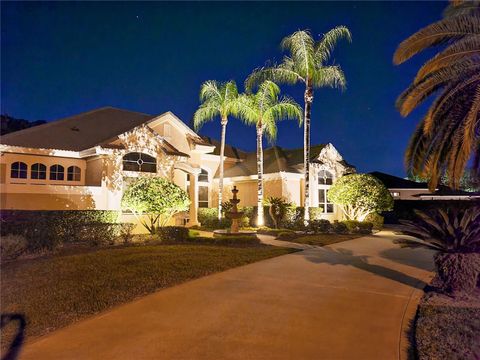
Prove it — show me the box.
[198,208,231,229]
[308,207,323,220]
[121,177,190,234]
[284,206,306,229]
[307,219,332,234]
[188,235,260,246]
[332,220,348,234]
[401,206,480,293]
[342,220,373,234]
[157,226,190,242]
[265,197,292,228]
[0,235,28,261]
[408,169,480,192]
[119,223,135,244]
[365,213,384,230]
[394,2,480,189]
[328,174,393,221]
[76,223,131,247]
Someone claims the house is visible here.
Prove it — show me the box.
[370,171,480,201]
[0,107,355,229]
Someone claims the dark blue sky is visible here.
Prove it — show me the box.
[1,1,446,176]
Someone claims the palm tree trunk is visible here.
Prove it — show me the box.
[256,125,264,226]
[218,118,227,220]
[303,84,314,223]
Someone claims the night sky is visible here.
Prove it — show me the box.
[2,1,446,176]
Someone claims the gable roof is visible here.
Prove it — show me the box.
[222,144,333,178]
[0,107,156,151]
[201,136,248,160]
[369,171,429,189]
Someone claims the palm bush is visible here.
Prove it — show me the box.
[394,1,480,190]
[401,206,480,294]
[265,197,292,229]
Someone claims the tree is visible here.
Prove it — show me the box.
[121,177,190,234]
[265,197,292,229]
[246,27,351,223]
[193,80,240,220]
[237,81,302,226]
[394,1,480,190]
[328,174,393,222]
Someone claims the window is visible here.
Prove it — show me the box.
[318,170,334,213]
[67,166,81,181]
[50,164,64,180]
[11,162,27,179]
[318,170,333,185]
[122,153,157,173]
[31,163,47,180]
[186,168,209,208]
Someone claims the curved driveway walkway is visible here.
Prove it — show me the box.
[19,230,434,360]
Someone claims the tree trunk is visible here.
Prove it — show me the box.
[218,118,228,220]
[256,126,264,226]
[303,84,314,224]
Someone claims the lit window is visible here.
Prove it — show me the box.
[318,170,333,185]
[50,164,65,180]
[67,166,81,181]
[122,153,156,173]
[11,162,27,179]
[391,192,400,197]
[319,189,334,213]
[31,163,47,180]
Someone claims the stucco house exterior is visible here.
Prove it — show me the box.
[0,107,355,227]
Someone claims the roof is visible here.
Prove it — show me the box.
[0,107,156,151]
[370,171,429,189]
[201,136,248,160]
[222,144,335,178]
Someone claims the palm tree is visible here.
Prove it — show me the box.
[394,1,480,190]
[237,81,302,226]
[193,80,240,220]
[245,27,351,223]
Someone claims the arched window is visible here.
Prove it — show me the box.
[31,163,47,180]
[67,166,81,181]
[318,170,333,185]
[50,164,64,180]
[11,162,27,179]
[122,152,156,173]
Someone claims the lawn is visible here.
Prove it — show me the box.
[279,233,364,246]
[0,243,294,348]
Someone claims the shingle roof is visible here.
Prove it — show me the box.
[222,144,331,177]
[0,107,156,151]
[201,136,248,160]
[369,171,429,189]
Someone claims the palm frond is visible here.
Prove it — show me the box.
[393,14,480,64]
[281,30,315,79]
[315,26,352,65]
[193,105,220,131]
[443,1,480,17]
[311,65,347,90]
[245,65,302,92]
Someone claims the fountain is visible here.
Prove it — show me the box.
[213,186,256,237]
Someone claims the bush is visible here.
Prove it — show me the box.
[284,206,305,230]
[434,253,480,294]
[277,231,301,241]
[307,219,332,233]
[119,223,135,244]
[76,223,131,247]
[198,208,231,229]
[0,234,28,261]
[157,226,190,242]
[190,235,260,246]
[308,207,323,220]
[332,221,348,234]
[365,213,384,230]
[341,220,373,234]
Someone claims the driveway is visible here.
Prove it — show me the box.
[18,230,434,360]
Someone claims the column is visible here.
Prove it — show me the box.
[188,172,200,227]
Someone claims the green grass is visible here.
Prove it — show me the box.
[0,244,294,346]
[280,233,363,246]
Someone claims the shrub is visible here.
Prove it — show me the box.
[341,220,373,234]
[332,221,348,234]
[434,253,480,294]
[122,177,190,234]
[307,219,332,233]
[76,223,128,247]
[119,223,135,244]
[157,226,189,242]
[277,231,301,241]
[198,208,232,229]
[265,197,292,229]
[308,207,323,221]
[358,222,373,234]
[365,213,384,230]
[284,206,305,230]
[190,235,260,246]
[0,234,28,261]
[328,174,393,221]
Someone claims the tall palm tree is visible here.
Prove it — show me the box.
[394,1,480,190]
[193,80,240,220]
[245,27,351,222]
[237,81,302,226]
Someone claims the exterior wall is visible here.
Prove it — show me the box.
[389,188,429,200]
[85,157,104,186]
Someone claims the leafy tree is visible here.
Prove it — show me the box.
[193,80,240,220]
[246,27,351,222]
[394,1,480,190]
[408,168,480,192]
[328,174,393,222]
[237,81,302,226]
[121,177,190,234]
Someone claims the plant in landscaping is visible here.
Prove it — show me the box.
[265,197,292,229]
[121,177,190,234]
[394,1,480,190]
[237,80,302,226]
[365,213,384,230]
[308,207,323,221]
[307,219,332,233]
[328,173,393,221]
[401,206,480,294]
[332,220,348,234]
[0,234,27,261]
[246,27,351,222]
[193,80,241,220]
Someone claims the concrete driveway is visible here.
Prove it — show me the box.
[18,230,434,360]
